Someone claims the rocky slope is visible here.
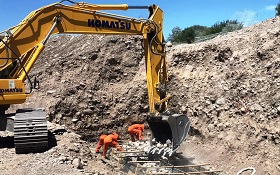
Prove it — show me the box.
[168,17,280,174]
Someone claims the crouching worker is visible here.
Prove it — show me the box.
[128,124,145,142]
[103,132,123,159]
[95,134,107,153]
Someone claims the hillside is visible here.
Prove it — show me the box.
[6,16,280,174]
[168,16,280,174]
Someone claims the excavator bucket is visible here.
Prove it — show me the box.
[147,114,190,156]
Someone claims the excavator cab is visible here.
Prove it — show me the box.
[147,113,191,156]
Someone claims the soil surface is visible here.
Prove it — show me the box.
[1,16,280,175]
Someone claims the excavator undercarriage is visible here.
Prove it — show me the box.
[14,108,48,154]
[0,108,48,153]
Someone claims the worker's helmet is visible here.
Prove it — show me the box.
[112,132,119,139]
[100,134,107,140]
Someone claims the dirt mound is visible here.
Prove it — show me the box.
[167,16,280,174]
[9,16,280,174]
[14,34,149,140]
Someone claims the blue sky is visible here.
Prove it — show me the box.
[0,0,279,38]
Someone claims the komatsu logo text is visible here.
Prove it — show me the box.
[0,88,23,93]
[88,19,131,30]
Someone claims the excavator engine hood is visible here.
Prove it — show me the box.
[147,114,190,157]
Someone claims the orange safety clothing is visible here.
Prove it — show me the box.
[102,132,123,158]
[128,124,144,142]
[95,134,107,153]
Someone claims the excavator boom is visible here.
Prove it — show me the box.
[0,1,190,156]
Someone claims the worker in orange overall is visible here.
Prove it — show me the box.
[103,132,123,158]
[127,124,145,142]
[95,134,107,153]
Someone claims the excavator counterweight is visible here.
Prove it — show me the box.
[0,1,190,155]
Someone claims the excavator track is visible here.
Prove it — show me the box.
[14,108,48,154]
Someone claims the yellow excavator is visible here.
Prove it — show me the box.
[0,0,190,155]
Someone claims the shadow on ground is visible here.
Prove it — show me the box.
[0,136,14,148]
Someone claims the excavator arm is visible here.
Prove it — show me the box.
[0,2,163,108]
[0,1,190,155]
